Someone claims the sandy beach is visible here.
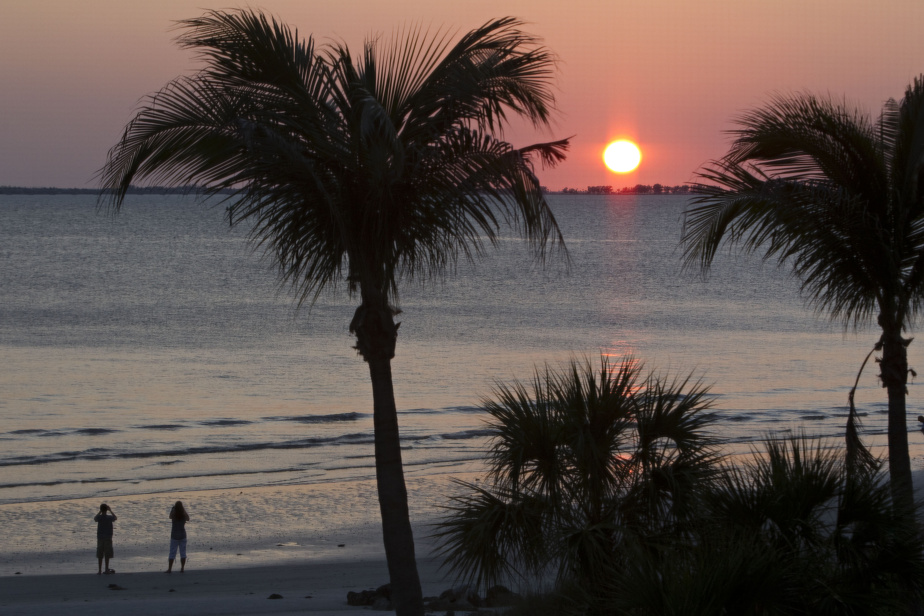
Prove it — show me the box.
[5,458,924,615]
[0,475,471,615]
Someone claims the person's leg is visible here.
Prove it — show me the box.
[97,539,104,574]
[104,539,114,572]
[168,538,178,572]
[179,539,187,572]
[97,557,103,574]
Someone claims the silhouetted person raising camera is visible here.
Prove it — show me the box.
[94,503,117,574]
[166,500,190,573]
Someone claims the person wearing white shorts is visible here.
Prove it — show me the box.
[166,501,190,573]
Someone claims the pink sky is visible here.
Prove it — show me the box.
[2,0,922,190]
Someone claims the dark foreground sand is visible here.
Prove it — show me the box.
[5,463,924,615]
[0,557,450,615]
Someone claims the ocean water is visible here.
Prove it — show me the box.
[1,193,918,506]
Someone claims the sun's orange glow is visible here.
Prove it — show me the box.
[603,140,642,173]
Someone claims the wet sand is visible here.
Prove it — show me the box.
[0,475,467,614]
[5,461,924,614]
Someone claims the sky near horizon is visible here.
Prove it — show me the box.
[2,0,922,191]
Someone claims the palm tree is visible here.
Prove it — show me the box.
[434,355,719,599]
[97,10,568,616]
[681,77,924,513]
[611,436,924,615]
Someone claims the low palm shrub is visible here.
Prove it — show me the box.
[433,355,719,596]
[435,356,924,615]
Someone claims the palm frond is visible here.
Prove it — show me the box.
[99,9,569,308]
[97,77,253,205]
[436,355,719,595]
[684,103,901,329]
[431,479,551,588]
[399,17,559,137]
[729,94,889,201]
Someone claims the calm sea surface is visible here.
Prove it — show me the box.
[1,194,918,505]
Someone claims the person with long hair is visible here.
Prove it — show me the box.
[166,500,190,573]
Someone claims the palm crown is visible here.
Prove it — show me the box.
[682,77,924,511]
[99,11,568,306]
[98,11,568,616]
[435,356,718,591]
[684,81,924,329]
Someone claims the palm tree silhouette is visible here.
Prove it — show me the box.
[682,77,924,513]
[435,356,718,595]
[98,10,568,615]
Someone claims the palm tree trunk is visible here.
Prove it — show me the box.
[351,297,424,616]
[880,326,915,514]
[367,356,425,616]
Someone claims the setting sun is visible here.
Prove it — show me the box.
[603,140,642,173]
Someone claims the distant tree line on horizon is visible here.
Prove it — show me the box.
[549,183,692,195]
[2,184,691,196]
[0,185,236,195]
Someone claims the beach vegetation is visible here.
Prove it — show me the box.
[96,9,568,616]
[608,436,924,615]
[436,356,924,614]
[682,76,924,514]
[433,355,720,605]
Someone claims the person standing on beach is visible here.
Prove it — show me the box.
[166,500,190,573]
[94,503,117,574]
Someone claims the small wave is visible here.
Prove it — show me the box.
[0,431,378,467]
[8,428,121,438]
[402,405,482,415]
[0,479,71,489]
[0,466,308,492]
[139,424,185,431]
[447,405,484,414]
[0,474,136,490]
[199,419,252,427]
[11,428,116,438]
[265,412,365,424]
[435,429,495,441]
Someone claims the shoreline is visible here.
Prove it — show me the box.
[0,473,481,578]
[0,475,467,614]
[4,441,924,576]
[5,455,924,614]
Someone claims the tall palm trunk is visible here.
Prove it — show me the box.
[351,296,424,616]
[880,322,914,514]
